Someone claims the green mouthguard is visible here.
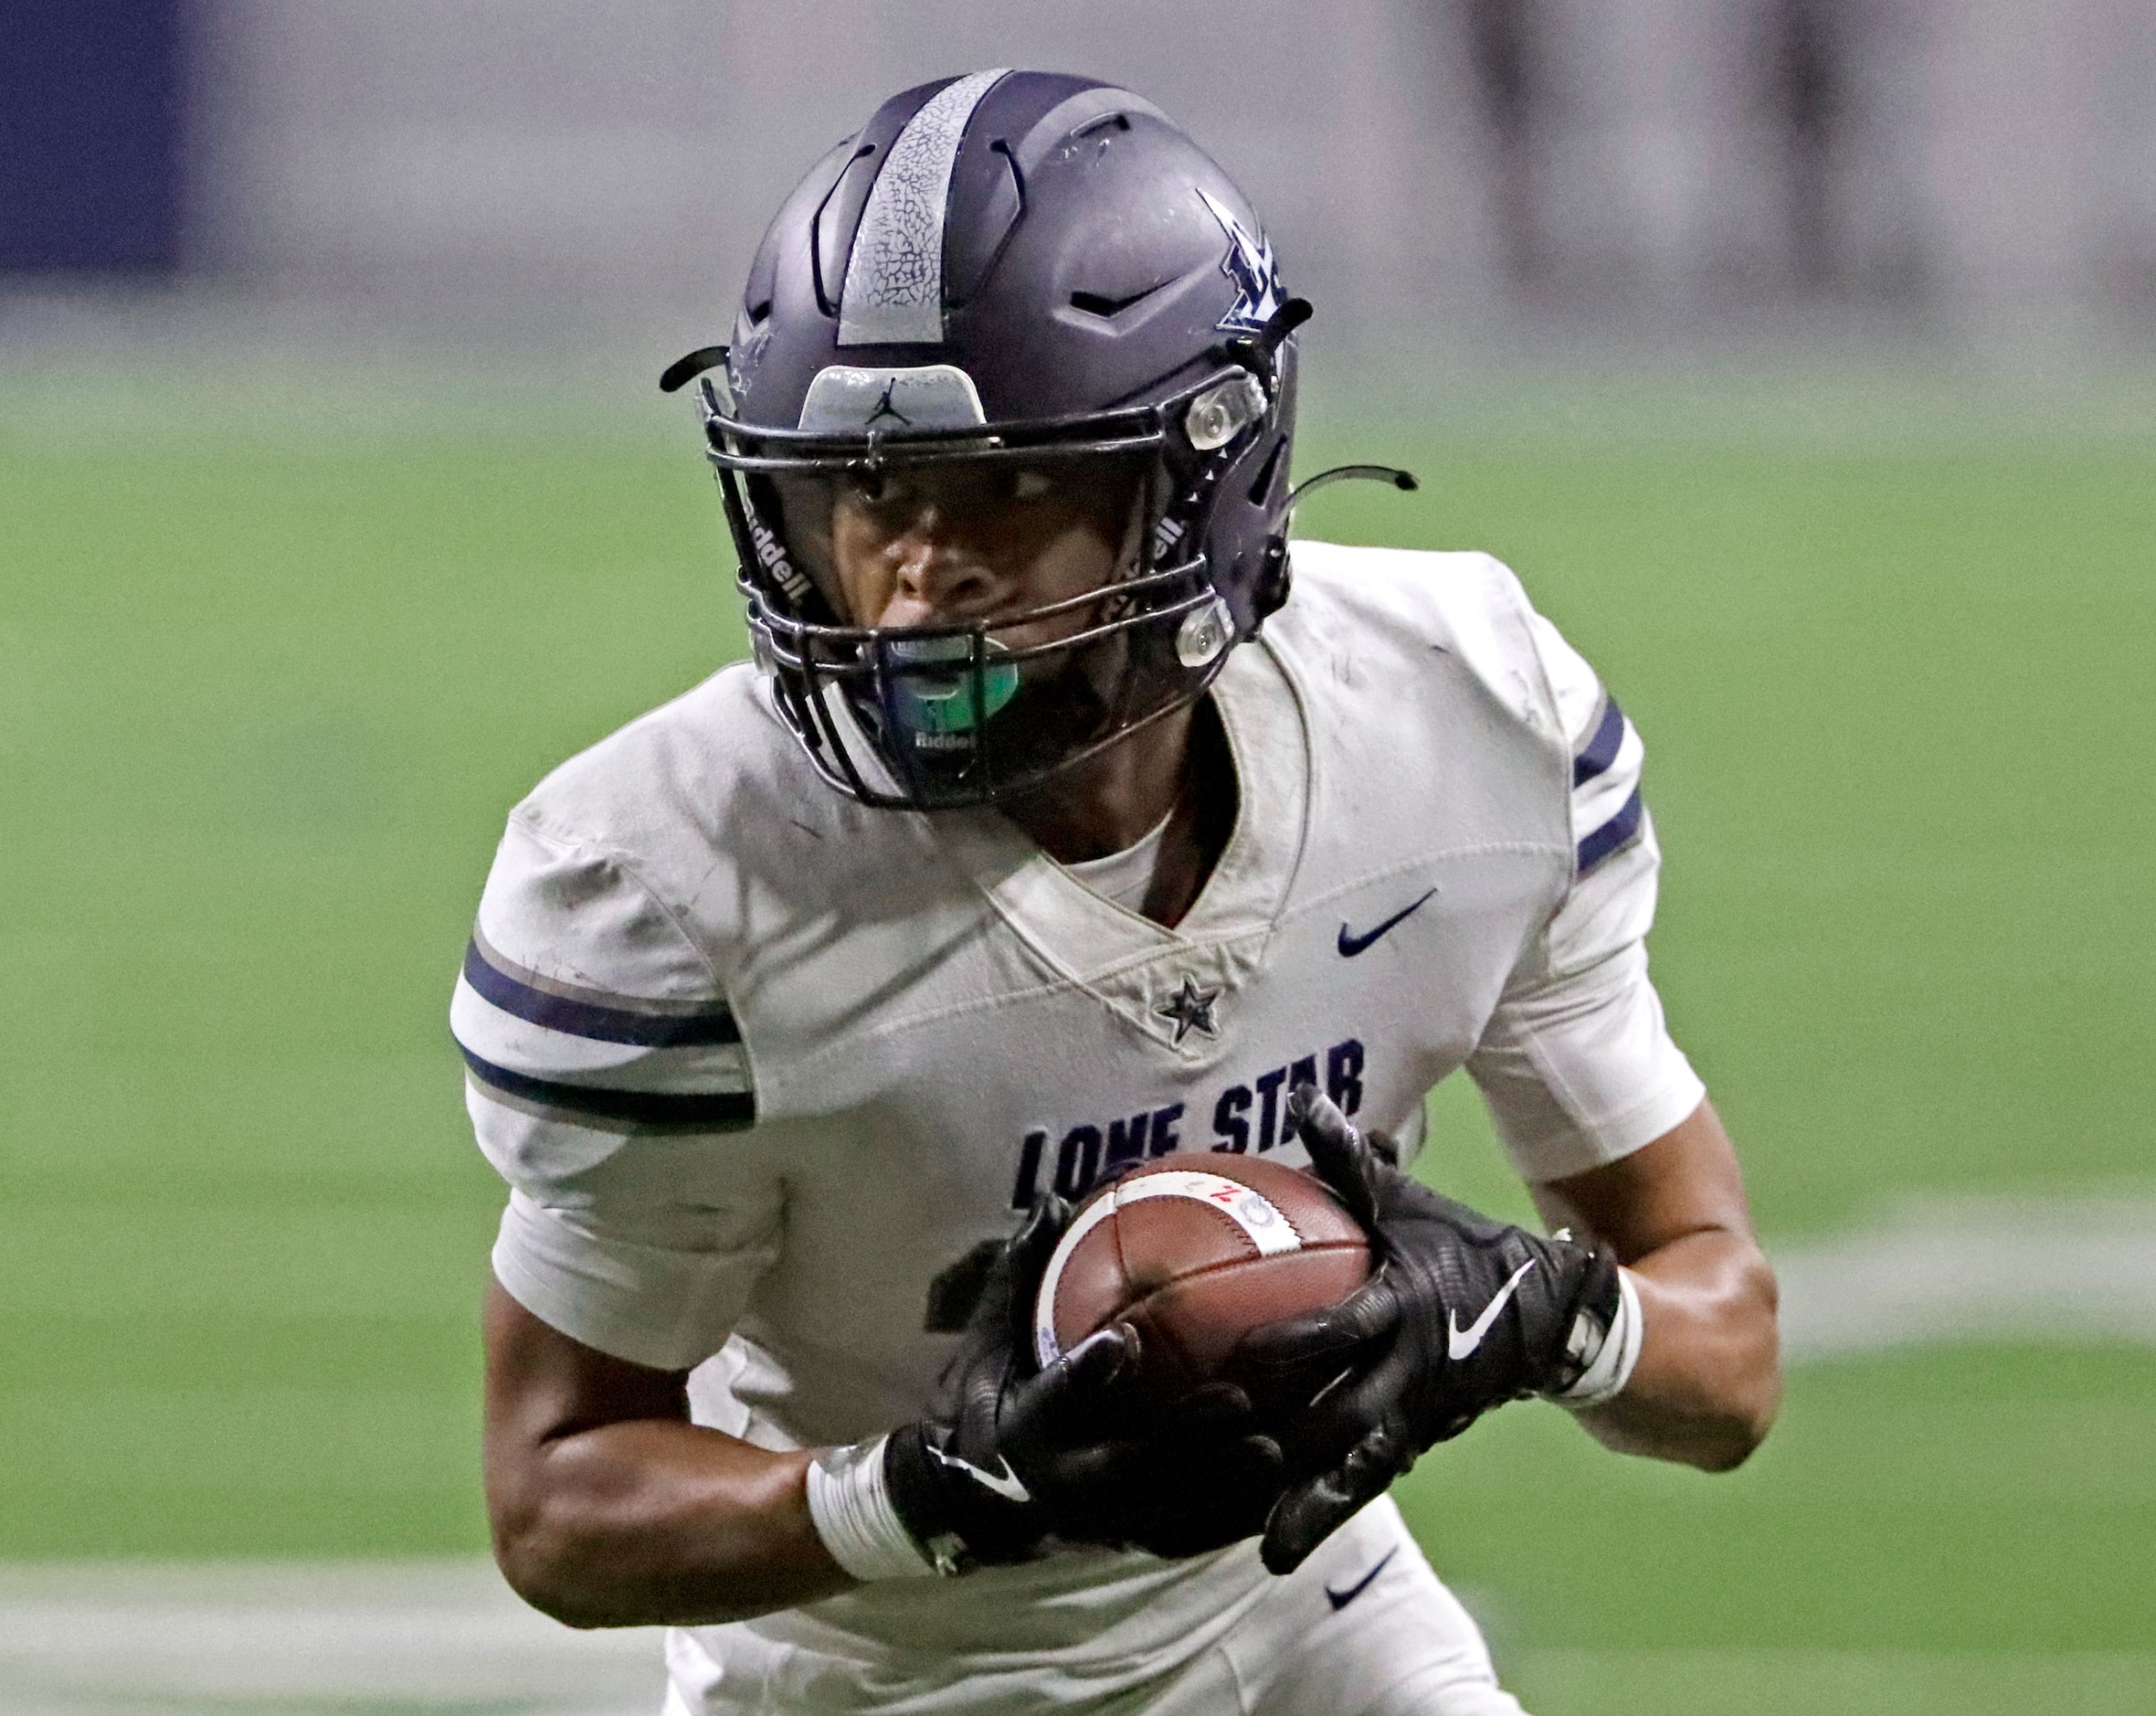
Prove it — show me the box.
[885,636,1021,736]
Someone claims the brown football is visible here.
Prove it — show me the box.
[1032,1153,1370,1404]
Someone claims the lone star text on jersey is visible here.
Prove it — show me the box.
[1009,1036,1366,1207]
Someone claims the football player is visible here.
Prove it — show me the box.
[457,70,1781,1714]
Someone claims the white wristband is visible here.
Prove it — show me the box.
[1555,1266,1644,1410]
[805,1436,937,1582]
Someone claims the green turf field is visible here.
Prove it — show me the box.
[4,372,2152,1701]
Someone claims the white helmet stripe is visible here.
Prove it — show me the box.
[837,69,1009,347]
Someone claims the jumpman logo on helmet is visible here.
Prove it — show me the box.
[866,378,911,427]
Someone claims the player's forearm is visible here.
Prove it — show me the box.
[1573,1227,1780,1469]
[491,1420,854,1627]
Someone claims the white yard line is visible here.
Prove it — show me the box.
[0,1562,665,1715]
[1770,1192,2156,1361]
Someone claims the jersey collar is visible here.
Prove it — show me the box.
[927,638,1310,1049]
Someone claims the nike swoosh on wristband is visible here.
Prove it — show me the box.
[926,1445,1031,1504]
[1325,1547,1398,1612]
[1446,1259,1538,1361]
[1337,888,1436,958]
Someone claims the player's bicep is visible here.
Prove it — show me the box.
[481,1278,702,1572]
[1528,1098,1749,1262]
[484,1276,691,1447]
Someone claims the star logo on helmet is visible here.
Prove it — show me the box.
[1198,188,1285,335]
[1155,974,1221,1043]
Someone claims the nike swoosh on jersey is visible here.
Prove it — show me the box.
[1446,1259,1537,1361]
[1337,888,1437,958]
[926,1444,1031,1504]
[1325,1547,1398,1612]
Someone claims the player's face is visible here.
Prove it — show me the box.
[790,458,1140,646]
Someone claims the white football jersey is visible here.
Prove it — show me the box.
[452,542,1703,1711]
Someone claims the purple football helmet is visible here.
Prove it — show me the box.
[663,70,1317,810]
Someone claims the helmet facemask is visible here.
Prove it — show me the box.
[701,361,1278,810]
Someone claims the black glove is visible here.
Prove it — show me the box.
[883,1197,1292,1572]
[1238,1086,1623,1574]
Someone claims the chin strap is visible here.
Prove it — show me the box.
[1252,464,1421,620]
[660,345,730,395]
[1284,464,1420,508]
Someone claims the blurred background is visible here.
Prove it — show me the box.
[3,3,2152,1713]
[13,0,2156,355]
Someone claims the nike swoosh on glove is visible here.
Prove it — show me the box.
[885,1197,1292,1572]
[1237,1086,1622,1575]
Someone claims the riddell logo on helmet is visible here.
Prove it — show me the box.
[749,518,811,602]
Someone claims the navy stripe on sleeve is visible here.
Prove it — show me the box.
[1576,789,1643,874]
[461,1048,756,1131]
[1572,696,1627,788]
[462,939,740,1047]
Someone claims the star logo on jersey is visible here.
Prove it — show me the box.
[1155,975,1221,1043]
